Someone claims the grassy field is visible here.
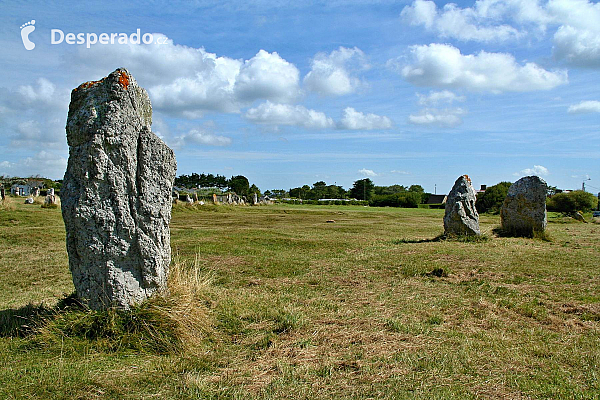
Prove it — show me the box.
[0,197,599,399]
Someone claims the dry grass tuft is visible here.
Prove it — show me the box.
[160,252,215,351]
[0,196,16,211]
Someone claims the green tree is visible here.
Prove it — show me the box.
[547,191,598,214]
[476,181,512,214]
[228,175,250,196]
[408,184,424,193]
[350,178,375,201]
[249,184,261,196]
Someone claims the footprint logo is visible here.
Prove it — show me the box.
[20,20,36,50]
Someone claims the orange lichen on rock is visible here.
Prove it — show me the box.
[74,79,102,92]
[118,71,129,89]
[463,174,472,184]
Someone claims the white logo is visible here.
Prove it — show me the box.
[20,20,36,50]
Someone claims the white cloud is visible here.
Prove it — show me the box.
[401,0,524,42]
[390,170,409,175]
[401,0,600,68]
[408,108,465,128]
[72,37,300,117]
[234,50,300,103]
[0,151,68,179]
[303,47,369,96]
[244,101,335,129]
[514,165,550,177]
[417,90,465,105]
[338,107,392,130]
[567,100,600,114]
[553,24,600,67]
[400,43,567,92]
[358,168,378,177]
[169,129,232,149]
[0,79,69,149]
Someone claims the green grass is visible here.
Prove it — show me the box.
[1,200,599,399]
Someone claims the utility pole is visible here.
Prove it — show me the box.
[583,177,591,191]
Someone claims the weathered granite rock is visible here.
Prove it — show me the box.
[1,187,5,201]
[61,68,177,310]
[24,197,34,204]
[253,193,258,205]
[500,176,547,235]
[444,175,480,236]
[32,187,40,197]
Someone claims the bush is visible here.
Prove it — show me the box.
[370,192,421,208]
[476,182,512,214]
[547,191,598,214]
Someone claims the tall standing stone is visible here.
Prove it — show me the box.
[0,187,5,201]
[444,175,480,236]
[61,68,177,310]
[500,176,547,236]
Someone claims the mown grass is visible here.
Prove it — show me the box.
[0,200,599,399]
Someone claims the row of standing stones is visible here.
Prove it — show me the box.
[60,69,549,310]
[444,174,548,237]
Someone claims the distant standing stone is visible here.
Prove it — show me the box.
[45,194,56,205]
[1,187,5,200]
[500,176,548,235]
[444,175,480,236]
[61,68,177,310]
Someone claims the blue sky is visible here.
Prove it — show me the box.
[1,0,599,194]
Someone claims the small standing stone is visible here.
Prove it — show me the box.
[1,187,5,201]
[45,194,56,205]
[253,193,258,205]
[24,197,34,204]
[444,175,480,236]
[32,187,40,197]
[500,176,548,235]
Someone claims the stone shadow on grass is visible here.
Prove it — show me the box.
[393,234,489,244]
[492,226,551,241]
[0,293,81,338]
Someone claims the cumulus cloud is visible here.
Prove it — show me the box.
[244,101,335,129]
[358,168,378,177]
[235,50,301,103]
[303,47,369,96]
[567,100,600,114]
[72,37,300,117]
[514,165,550,177]
[401,0,600,67]
[548,0,600,67]
[553,24,600,67]
[401,0,523,42]
[338,107,392,130]
[0,151,68,179]
[0,79,69,149]
[417,90,465,105]
[168,129,232,149]
[408,108,465,128]
[400,43,567,92]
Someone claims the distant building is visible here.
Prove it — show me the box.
[426,194,447,204]
[11,184,32,196]
[476,184,487,195]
